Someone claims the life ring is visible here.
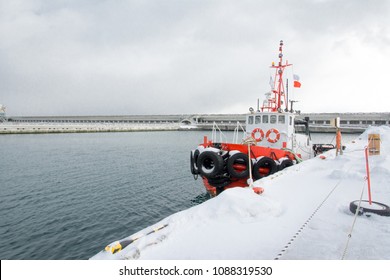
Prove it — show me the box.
[251,128,264,142]
[266,128,280,143]
[196,151,224,179]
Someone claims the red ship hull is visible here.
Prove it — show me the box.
[191,139,300,196]
[190,40,315,196]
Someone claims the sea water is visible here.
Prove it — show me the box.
[0,131,359,259]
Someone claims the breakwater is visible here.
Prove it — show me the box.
[1,112,389,134]
[0,123,180,134]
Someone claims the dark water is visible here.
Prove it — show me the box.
[0,131,211,260]
[0,131,358,259]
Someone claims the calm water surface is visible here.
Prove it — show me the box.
[0,131,211,259]
[0,131,359,259]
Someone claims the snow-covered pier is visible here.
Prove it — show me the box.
[0,122,180,134]
[91,126,390,260]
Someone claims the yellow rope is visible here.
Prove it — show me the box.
[242,136,257,146]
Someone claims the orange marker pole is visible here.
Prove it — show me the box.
[336,129,341,156]
[364,146,372,205]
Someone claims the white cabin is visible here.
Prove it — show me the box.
[245,111,314,160]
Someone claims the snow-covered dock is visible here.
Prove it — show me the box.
[91,126,390,260]
[0,122,180,134]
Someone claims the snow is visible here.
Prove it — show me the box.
[0,122,180,133]
[91,126,390,260]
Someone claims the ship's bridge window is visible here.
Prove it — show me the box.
[278,115,285,124]
[248,116,254,124]
[262,115,269,124]
[270,115,277,124]
[289,116,293,125]
[255,115,261,124]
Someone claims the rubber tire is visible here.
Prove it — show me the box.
[215,185,227,195]
[190,151,197,175]
[279,159,293,171]
[197,151,224,179]
[253,157,277,180]
[190,150,200,175]
[227,152,250,179]
[349,200,390,217]
[208,177,231,188]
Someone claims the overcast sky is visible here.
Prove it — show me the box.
[0,0,389,116]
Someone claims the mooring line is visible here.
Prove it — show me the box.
[341,181,366,260]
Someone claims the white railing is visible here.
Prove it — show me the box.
[233,121,247,144]
[211,122,228,143]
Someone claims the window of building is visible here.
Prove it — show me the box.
[349,120,360,125]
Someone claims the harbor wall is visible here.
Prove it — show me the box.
[0,123,180,134]
[1,112,390,134]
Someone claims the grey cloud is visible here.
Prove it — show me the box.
[0,0,389,116]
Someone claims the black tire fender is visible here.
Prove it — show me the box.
[197,151,224,179]
[279,158,294,171]
[253,157,277,180]
[349,200,390,217]
[190,150,196,175]
[227,152,250,179]
[190,149,200,175]
[208,177,231,188]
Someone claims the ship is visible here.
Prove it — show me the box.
[190,40,330,196]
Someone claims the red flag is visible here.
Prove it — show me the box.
[294,80,301,88]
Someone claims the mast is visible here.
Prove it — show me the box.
[261,40,292,112]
